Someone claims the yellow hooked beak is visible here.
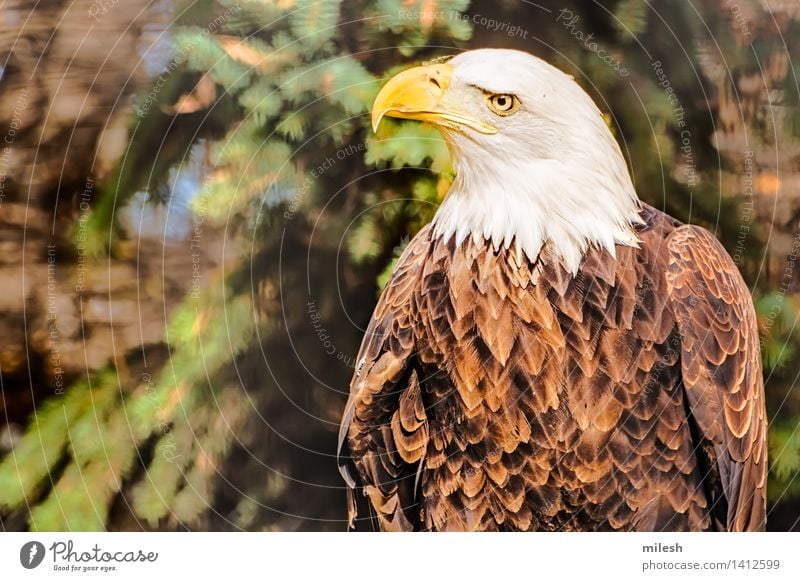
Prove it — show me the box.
[371,63,497,134]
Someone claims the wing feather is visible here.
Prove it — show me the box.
[337,225,432,531]
[665,225,766,531]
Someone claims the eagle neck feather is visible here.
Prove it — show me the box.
[431,138,643,274]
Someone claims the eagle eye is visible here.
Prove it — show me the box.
[486,94,519,116]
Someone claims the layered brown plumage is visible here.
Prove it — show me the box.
[338,204,766,531]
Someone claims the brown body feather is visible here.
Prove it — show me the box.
[338,204,766,531]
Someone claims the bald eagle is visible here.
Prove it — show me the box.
[338,49,766,532]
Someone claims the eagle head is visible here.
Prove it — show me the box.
[371,48,643,274]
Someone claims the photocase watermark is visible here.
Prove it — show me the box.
[397,8,454,22]
[307,300,356,369]
[724,0,752,39]
[19,541,46,570]
[74,176,94,294]
[21,539,159,572]
[284,142,366,221]
[453,13,530,39]
[395,8,628,72]
[396,9,529,39]
[190,189,210,300]
[4,88,29,143]
[732,150,755,267]
[142,371,184,464]
[46,242,66,396]
[760,227,800,351]
[88,0,120,21]
[556,9,629,77]
[136,4,241,118]
[651,60,697,190]
[607,276,682,396]
[641,334,681,396]
[780,233,800,296]
[0,87,30,206]
[47,540,157,573]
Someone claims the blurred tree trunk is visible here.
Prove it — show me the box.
[0,0,173,445]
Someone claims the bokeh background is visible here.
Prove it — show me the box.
[0,0,799,531]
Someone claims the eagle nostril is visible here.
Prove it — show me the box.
[429,75,442,91]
